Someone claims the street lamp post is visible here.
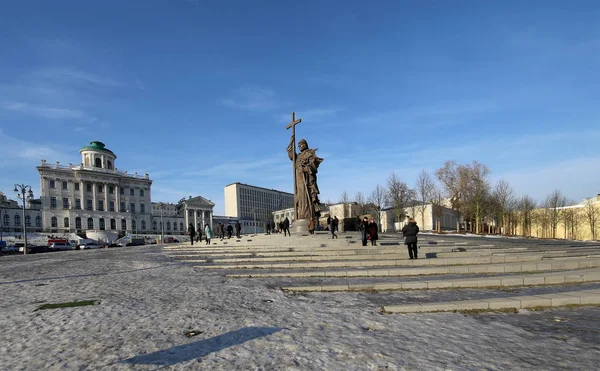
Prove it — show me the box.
[14,184,33,255]
[0,207,5,243]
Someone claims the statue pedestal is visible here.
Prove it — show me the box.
[291,219,310,235]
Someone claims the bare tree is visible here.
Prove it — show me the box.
[517,195,536,237]
[493,180,515,235]
[429,187,445,232]
[354,191,366,216]
[367,185,387,232]
[386,172,415,224]
[435,161,468,232]
[462,161,491,234]
[543,190,568,239]
[415,170,436,230]
[338,190,350,204]
[583,198,599,240]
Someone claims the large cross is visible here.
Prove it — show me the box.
[286,112,301,219]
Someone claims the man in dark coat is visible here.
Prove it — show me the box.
[235,221,241,238]
[266,220,271,235]
[218,223,225,240]
[402,218,420,259]
[283,217,291,237]
[188,223,196,246]
[359,216,369,246]
[226,224,233,239]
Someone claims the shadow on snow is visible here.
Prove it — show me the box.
[120,326,283,366]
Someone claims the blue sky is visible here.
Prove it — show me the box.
[1,0,599,214]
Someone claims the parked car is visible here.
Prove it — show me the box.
[49,242,73,251]
[19,245,52,254]
[1,245,19,254]
[78,243,103,250]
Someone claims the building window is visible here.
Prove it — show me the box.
[141,220,146,230]
[87,199,93,211]
[49,180,55,189]
[98,200,104,211]
[140,204,145,214]
[107,160,112,169]
[3,214,9,226]
[51,217,57,227]
[153,221,157,230]
[95,158,101,167]
[25,215,31,227]
[97,184,103,193]
[130,188,134,196]
[120,202,125,212]
[120,187,124,195]
[63,198,69,209]
[130,203,135,213]
[50,197,57,208]
[140,189,144,197]
[76,217,82,230]
[109,185,114,194]
[109,201,115,212]
[173,222,177,231]
[86,183,92,192]
[64,217,69,228]
[180,222,184,231]
[110,219,116,229]
[166,221,171,231]
[62,181,68,190]
[75,199,81,210]
[132,219,137,231]
[87,218,94,229]
[36,216,42,228]
[99,218,105,230]
[75,183,80,191]
[121,219,126,231]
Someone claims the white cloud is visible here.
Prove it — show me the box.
[1,101,86,120]
[220,86,278,111]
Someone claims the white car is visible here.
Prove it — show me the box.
[49,242,73,251]
[79,243,103,250]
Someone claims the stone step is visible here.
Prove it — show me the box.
[225,257,600,278]
[199,254,548,269]
[280,268,600,292]
[381,288,600,313]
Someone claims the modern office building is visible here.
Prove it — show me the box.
[224,182,293,233]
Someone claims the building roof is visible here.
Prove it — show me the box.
[79,141,117,158]
[225,181,293,195]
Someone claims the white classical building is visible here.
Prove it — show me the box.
[224,182,293,233]
[31,141,214,238]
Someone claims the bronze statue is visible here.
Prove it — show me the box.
[286,112,324,221]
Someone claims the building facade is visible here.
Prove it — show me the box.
[224,182,293,234]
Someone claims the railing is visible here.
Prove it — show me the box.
[38,161,149,179]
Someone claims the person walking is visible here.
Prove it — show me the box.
[283,217,291,237]
[359,216,369,246]
[188,223,196,246]
[266,220,271,235]
[308,219,315,235]
[334,216,339,232]
[226,224,233,239]
[402,217,420,259]
[204,223,212,245]
[329,217,337,239]
[235,220,241,238]
[217,223,224,241]
[196,226,202,243]
[368,219,378,246]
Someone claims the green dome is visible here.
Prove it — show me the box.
[79,141,116,158]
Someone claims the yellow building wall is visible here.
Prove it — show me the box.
[520,201,600,241]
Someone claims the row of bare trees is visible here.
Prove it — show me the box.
[331,160,599,240]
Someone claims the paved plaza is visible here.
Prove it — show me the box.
[1,233,599,370]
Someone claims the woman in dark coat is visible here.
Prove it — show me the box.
[368,219,379,246]
[188,223,196,246]
[401,218,420,259]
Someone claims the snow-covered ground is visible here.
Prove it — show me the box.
[0,243,599,370]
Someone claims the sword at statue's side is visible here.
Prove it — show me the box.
[286,112,302,220]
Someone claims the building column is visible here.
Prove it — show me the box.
[92,182,97,211]
[201,209,205,228]
[104,182,108,212]
[209,211,213,230]
[184,205,188,228]
[194,210,198,230]
[80,180,85,210]
[116,184,120,212]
